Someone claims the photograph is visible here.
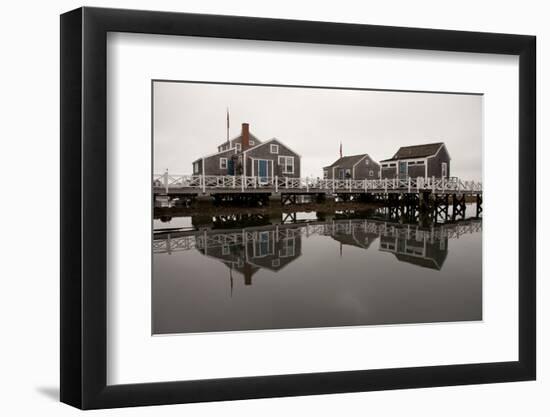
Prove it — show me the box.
[152,81,484,335]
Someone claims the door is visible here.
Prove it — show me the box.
[398,161,407,179]
[258,159,269,184]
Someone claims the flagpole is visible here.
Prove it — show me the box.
[226,107,230,144]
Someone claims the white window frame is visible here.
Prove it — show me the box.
[219,157,228,169]
[442,162,448,177]
[270,144,279,154]
[369,170,374,176]
[365,159,369,165]
[235,143,241,152]
[278,156,294,174]
[249,140,255,146]
[323,170,328,179]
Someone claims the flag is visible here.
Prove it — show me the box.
[339,141,342,159]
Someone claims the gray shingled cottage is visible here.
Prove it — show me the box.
[323,154,380,180]
[323,153,380,180]
[380,142,450,180]
[192,123,301,181]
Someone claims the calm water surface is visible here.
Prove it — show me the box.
[153,206,482,334]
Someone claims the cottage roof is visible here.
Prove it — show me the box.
[217,132,262,149]
[243,137,302,157]
[394,253,445,270]
[380,142,444,162]
[323,154,368,169]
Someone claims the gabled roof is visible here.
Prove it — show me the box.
[323,154,368,169]
[243,137,301,157]
[380,142,444,162]
[217,132,262,149]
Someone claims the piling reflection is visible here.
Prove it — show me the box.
[154,211,481,280]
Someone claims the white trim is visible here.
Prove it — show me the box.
[219,157,228,169]
[194,147,237,162]
[235,143,241,152]
[278,155,295,174]
[426,143,451,161]
[270,144,279,154]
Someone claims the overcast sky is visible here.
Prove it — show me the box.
[153,81,482,181]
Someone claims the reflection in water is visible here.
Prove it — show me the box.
[153,208,482,334]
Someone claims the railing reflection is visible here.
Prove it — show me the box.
[154,215,482,286]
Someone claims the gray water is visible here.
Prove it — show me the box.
[153,206,482,334]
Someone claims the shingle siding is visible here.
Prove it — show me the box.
[381,166,397,179]
[406,164,425,178]
[427,146,451,178]
[353,155,380,180]
[245,140,300,178]
[201,149,237,176]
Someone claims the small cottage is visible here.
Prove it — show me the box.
[380,142,450,180]
[192,123,301,181]
[323,154,380,180]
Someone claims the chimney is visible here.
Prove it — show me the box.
[241,123,250,151]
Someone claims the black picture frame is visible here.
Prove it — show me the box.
[60,6,536,410]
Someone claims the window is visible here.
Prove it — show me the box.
[408,161,415,165]
[235,143,241,151]
[441,162,448,177]
[220,157,228,169]
[279,238,295,257]
[382,164,388,168]
[249,140,255,146]
[369,170,374,176]
[278,156,294,174]
[416,160,425,165]
[222,245,230,255]
[270,144,279,154]
[193,162,199,174]
[390,163,396,167]
[365,159,369,165]
[323,170,328,179]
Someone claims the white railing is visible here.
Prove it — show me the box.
[153,172,483,194]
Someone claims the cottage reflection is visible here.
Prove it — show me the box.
[153,217,481,282]
[196,226,303,287]
[325,221,379,251]
[378,225,448,270]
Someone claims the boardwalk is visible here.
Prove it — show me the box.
[153,173,483,196]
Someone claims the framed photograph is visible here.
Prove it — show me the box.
[60,7,536,409]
